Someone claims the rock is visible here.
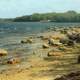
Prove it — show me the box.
[7,58,20,64]
[60,38,74,46]
[67,33,78,41]
[76,33,80,43]
[40,35,49,40]
[60,29,67,34]
[55,71,80,80]
[21,38,33,44]
[52,61,61,65]
[42,44,49,48]
[49,38,62,46]
[67,40,74,46]
[59,38,69,44]
[53,41,62,46]
[0,49,8,56]
[47,51,63,57]
[48,38,54,45]
[27,39,33,43]
[67,33,80,43]
[21,40,27,43]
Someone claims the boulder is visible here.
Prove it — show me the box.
[0,49,8,56]
[42,44,49,48]
[7,58,20,64]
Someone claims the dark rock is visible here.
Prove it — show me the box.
[55,71,80,80]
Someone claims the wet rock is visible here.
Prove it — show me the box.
[42,44,49,48]
[0,49,8,56]
[7,58,20,64]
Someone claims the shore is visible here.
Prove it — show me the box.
[0,26,80,80]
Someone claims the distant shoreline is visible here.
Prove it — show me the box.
[0,11,80,22]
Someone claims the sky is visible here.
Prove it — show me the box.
[0,0,80,18]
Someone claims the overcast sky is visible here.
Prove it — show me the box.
[0,0,80,18]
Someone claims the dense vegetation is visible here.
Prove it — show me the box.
[0,11,80,22]
[13,11,80,22]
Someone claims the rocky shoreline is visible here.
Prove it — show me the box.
[0,26,80,80]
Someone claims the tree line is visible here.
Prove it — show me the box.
[1,11,80,22]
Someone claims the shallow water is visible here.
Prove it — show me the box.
[0,22,80,49]
[0,22,80,72]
